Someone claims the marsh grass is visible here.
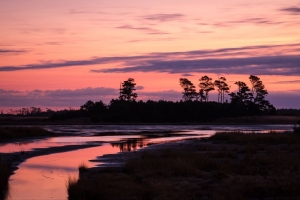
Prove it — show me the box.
[0,126,54,141]
[0,160,11,200]
[78,162,88,174]
[209,131,300,144]
[68,131,300,200]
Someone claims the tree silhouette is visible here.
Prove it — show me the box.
[119,78,138,101]
[214,77,230,103]
[80,100,95,112]
[229,81,253,105]
[249,75,274,112]
[179,78,197,101]
[199,76,215,102]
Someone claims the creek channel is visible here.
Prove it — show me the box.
[0,124,293,200]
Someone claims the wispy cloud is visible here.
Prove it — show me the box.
[267,90,300,109]
[207,17,283,28]
[0,87,181,108]
[0,87,119,108]
[269,80,300,84]
[0,49,27,55]
[97,55,300,76]
[117,25,167,35]
[1,88,300,109]
[281,6,300,15]
[1,43,300,76]
[135,86,145,90]
[142,14,185,22]
[181,73,194,76]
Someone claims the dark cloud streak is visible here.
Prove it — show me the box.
[281,6,300,15]
[142,14,185,22]
[0,49,27,55]
[117,25,167,35]
[96,55,300,76]
[1,43,300,76]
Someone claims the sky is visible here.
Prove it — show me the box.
[0,0,300,111]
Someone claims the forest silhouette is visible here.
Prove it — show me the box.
[47,75,279,123]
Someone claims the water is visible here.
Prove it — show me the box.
[1,124,293,200]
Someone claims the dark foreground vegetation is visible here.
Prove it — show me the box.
[0,160,10,200]
[0,126,54,141]
[68,131,300,200]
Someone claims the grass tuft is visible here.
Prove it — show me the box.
[78,162,88,174]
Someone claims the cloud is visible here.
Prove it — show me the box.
[139,90,182,101]
[1,43,300,76]
[0,87,118,108]
[0,49,27,55]
[1,87,300,110]
[0,87,181,109]
[181,73,194,76]
[97,55,300,76]
[117,25,167,35]
[136,86,145,90]
[142,14,185,22]
[212,18,282,27]
[281,6,300,15]
[269,80,300,84]
[267,90,300,109]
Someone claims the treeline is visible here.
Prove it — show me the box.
[49,75,277,123]
[0,107,55,117]
[2,75,283,123]
[277,109,300,116]
[49,99,276,123]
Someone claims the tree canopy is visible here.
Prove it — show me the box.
[119,78,138,101]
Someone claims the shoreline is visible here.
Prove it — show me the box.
[0,115,299,126]
[0,143,101,174]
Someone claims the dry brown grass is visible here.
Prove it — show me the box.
[68,131,300,200]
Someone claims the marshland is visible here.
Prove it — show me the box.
[0,123,299,200]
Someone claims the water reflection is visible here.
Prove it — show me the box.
[8,144,120,200]
[111,138,146,152]
[4,124,294,200]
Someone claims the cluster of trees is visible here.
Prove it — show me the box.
[0,107,55,117]
[180,75,275,113]
[50,76,276,123]
[180,76,229,102]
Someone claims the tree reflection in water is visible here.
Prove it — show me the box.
[111,138,146,152]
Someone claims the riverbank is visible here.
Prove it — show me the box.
[69,131,300,200]
[0,115,299,125]
[0,126,56,142]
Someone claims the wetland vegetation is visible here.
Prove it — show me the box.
[68,131,300,200]
[0,126,54,142]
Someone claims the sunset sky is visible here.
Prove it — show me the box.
[1,0,300,110]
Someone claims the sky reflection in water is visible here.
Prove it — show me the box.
[4,124,294,200]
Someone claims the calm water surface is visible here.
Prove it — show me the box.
[2,124,293,200]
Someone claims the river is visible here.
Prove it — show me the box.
[1,124,293,200]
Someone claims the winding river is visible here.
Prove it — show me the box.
[1,124,293,200]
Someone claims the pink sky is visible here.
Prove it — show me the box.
[1,0,300,110]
